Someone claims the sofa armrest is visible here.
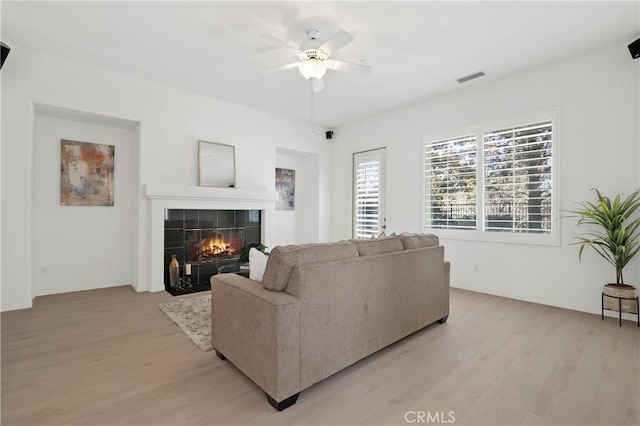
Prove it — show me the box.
[211,273,300,402]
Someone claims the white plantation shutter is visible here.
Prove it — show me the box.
[424,135,477,230]
[353,149,385,238]
[483,121,553,233]
[422,110,557,244]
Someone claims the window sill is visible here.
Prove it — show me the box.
[423,228,560,247]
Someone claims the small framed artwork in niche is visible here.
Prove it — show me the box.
[60,139,115,206]
[276,168,295,210]
[198,140,236,188]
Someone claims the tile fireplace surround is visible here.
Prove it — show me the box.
[164,208,262,295]
[145,184,278,293]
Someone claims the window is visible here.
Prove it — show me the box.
[353,148,386,238]
[423,110,558,244]
[425,135,477,230]
[483,121,553,233]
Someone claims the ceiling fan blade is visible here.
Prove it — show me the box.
[261,62,302,74]
[318,29,354,56]
[261,34,300,52]
[311,77,324,93]
[326,59,371,76]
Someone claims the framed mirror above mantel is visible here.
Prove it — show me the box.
[198,140,236,188]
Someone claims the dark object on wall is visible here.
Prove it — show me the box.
[325,130,334,140]
[457,71,486,83]
[629,38,640,59]
[0,42,10,69]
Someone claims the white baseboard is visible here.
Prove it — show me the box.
[1,281,134,312]
[1,300,34,312]
[133,282,151,292]
[451,282,639,322]
[34,280,132,297]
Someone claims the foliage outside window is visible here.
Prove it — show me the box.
[426,135,477,230]
[423,110,558,245]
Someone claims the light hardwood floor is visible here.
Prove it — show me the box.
[2,286,638,426]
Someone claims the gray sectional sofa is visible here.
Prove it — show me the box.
[211,233,450,410]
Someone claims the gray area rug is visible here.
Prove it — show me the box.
[159,294,212,352]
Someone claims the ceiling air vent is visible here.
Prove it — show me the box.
[457,71,486,83]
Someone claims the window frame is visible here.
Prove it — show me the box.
[421,109,560,246]
[352,148,387,239]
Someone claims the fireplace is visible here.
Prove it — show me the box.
[164,209,262,295]
[145,184,278,294]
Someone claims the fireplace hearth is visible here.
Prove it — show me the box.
[164,209,261,296]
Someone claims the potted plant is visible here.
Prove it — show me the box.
[238,243,269,264]
[570,188,640,314]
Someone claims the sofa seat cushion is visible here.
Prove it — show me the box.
[399,233,440,250]
[262,242,360,291]
[353,237,404,256]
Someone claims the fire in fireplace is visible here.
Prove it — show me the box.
[187,228,245,263]
[198,236,231,257]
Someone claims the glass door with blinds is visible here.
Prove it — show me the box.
[353,148,386,239]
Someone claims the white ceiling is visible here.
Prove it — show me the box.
[2,1,639,128]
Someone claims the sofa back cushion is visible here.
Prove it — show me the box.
[353,237,404,256]
[399,233,440,250]
[263,241,360,291]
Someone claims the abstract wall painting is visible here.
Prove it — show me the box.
[60,139,115,206]
[275,168,295,210]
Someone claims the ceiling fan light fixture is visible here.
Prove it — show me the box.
[299,58,327,80]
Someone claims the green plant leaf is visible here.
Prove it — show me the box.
[569,188,640,283]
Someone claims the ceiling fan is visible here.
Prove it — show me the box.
[261,29,371,93]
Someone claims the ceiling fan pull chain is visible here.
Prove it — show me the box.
[309,82,314,123]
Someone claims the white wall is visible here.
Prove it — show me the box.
[1,46,331,311]
[331,42,640,317]
[33,112,136,296]
[297,154,320,243]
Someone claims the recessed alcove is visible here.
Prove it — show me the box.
[274,147,320,247]
[32,103,141,296]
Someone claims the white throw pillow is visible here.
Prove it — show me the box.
[249,247,268,282]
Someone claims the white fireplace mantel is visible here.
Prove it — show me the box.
[145,184,278,292]
[144,184,279,203]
